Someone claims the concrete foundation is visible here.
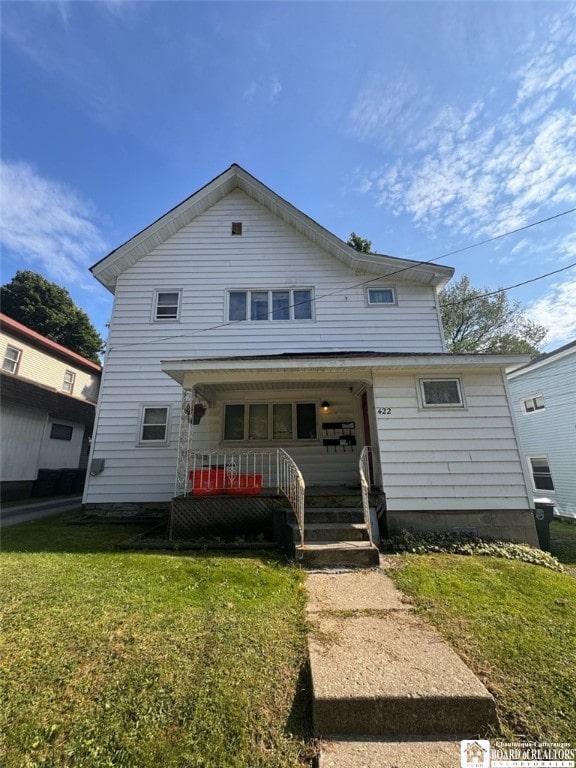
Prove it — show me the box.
[384,508,539,548]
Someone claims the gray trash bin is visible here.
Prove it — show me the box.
[533,502,555,551]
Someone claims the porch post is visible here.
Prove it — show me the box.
[175,386,195,496]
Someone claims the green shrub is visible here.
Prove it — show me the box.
[382,530,563,571]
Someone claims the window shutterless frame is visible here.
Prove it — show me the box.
[153,290,182,322]
[2,345,22,374]
[523,394,545,413]
[365,286,397,306]
[226,289,314,322]
[528,456,555,492]
[418,378,465,408]
[138,405,171,445]
[223,402,319,442]
[63,369,75,394]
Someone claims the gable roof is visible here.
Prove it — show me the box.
[508,338,576,379]
[90,163,454,292]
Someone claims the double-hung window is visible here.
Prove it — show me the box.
[228,289,314,321]
[528,457,555,492]
[154,291,181,321]
[2,345,21,374]
[224,402,318,441]
[139,406,170,444]
[63,370,75,394]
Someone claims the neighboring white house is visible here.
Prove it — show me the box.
[0,313,102,500]
[84,164,538,545]
[507,340,576,519]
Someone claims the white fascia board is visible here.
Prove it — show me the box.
[507,344,576,379]
[161,353,530,386]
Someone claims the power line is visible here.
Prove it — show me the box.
[109,206,576,350]
[442,261,576,306]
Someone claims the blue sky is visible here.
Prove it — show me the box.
[2,0,575,351]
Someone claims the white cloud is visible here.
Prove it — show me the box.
[0,160,106,286]
[528,273,576,347]
[351,6,576,243]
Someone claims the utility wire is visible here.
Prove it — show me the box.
[109,206,576,350]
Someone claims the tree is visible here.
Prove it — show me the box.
[439,275,547,356]
[1,271,104,363]
[347,232,372,253]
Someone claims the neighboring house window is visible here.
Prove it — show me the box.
[529,457,555,491]
[2,345,21,374]
[224,403,318,441]
[231,221,243,235]
[63,369,76,394]
[420,378,463,407]
[154,291,181,321]
[140,406,170,444]
[365,287,396,306]
[50,423,73,441]
[523,394,545,413]
[227,289,314,321]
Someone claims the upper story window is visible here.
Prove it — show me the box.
[366,287,396,306]
[523,394,545,413]
[139,405,170,445]
[231,221,243,235]
[420,378,464,407]
[154,291,181,321]
[529,456,555,491]
[228,289,314,322]
[2,345,22,374]
[224,402,318,441]
[63,369,76,394]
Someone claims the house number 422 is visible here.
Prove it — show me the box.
[377,407,392,415]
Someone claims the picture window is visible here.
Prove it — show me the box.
[420,378,463,407]
[366,287,396,306]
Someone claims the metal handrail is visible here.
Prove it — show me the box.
[359,445,375,547]
[186,448,306,546]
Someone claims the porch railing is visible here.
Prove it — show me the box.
[186,449,306,546]
[359,445,375,547]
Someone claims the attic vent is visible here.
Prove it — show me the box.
[231,222,243,236]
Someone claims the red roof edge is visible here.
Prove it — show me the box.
[0,313,102,373]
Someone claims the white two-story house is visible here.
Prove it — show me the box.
[84,164,538,550]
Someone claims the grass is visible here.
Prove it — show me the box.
[0,514,313,768]
[385,520,576,741]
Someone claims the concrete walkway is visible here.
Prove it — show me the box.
[0,496,82,527]
[306,566,498,767]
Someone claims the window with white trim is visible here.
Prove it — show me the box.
[366,287,396,306]
[227,289,314,321]
[154,291,181,321]
[528,456,555,491]
[523,394,545,413]
[224,402,318,441]
[139,406,170,444]
[2,345,21,374]
[420,378,463,407]
[62,369,75,394]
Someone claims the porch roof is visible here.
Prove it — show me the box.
[161,350,530,388]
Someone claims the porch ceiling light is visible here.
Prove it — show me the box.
[321,401,330,412]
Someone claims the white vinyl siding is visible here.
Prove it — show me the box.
[373,369,530,512]
[508,347,575,517]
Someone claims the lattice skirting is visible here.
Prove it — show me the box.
[169,495,288,541]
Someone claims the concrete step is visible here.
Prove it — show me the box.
[309,611,497,737]
[296,541,380,568]
[293,522,370,543]
[304,507,365,524]
[318,738,464,768]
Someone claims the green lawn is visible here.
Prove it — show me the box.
[0,514,313,768]
[386,521,576,741]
